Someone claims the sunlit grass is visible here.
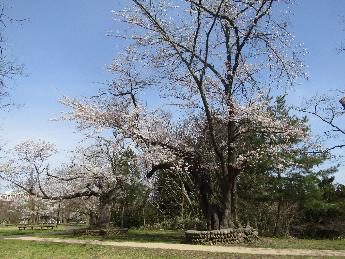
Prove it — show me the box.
[2,225,345,252]
[0,225,66,237]
[250,237,345,251]
[42,228,345,251]
[0,239,289,259]
[46,228,184,243]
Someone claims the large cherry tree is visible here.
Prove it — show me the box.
[62,0,308,230]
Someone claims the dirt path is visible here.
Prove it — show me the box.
[4,236,345,257]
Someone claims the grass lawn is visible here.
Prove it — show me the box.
[0,239,321,259]
[2,226,345,253]
[0,225,66,237]
[249,237,345,251]
[44,229,345,251]
[105,229,184,243]
[44,229,184,243]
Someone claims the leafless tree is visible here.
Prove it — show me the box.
[0,2,24,107]
[300,93,345,153]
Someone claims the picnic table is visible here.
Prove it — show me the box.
[18,225,56,230]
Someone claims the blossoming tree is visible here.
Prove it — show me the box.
[62,0,308,230]
[52,136,142,227]
[0,137,142,227]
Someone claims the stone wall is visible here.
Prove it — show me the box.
[185,226,258,245]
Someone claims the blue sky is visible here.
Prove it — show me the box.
[0,0,345,191]
[2,1,118,158]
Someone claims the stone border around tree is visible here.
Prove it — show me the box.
[185,226,258,245]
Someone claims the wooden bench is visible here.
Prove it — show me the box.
[18,225,55,230]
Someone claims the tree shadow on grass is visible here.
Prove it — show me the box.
[108,230,184,243]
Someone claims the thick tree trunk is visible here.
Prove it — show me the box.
[220,171,238,229]
[198,171,239,230]
[96,204,112,228]
[93,193,113,228]
[89,211,97,226]
[212,210,220,229]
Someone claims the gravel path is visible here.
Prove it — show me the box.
[4,236,345,257]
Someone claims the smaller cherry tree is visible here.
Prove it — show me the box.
[0,139,57,195]
[0,136,145,228]
[0,140,62,223]
[51,135,142,227]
